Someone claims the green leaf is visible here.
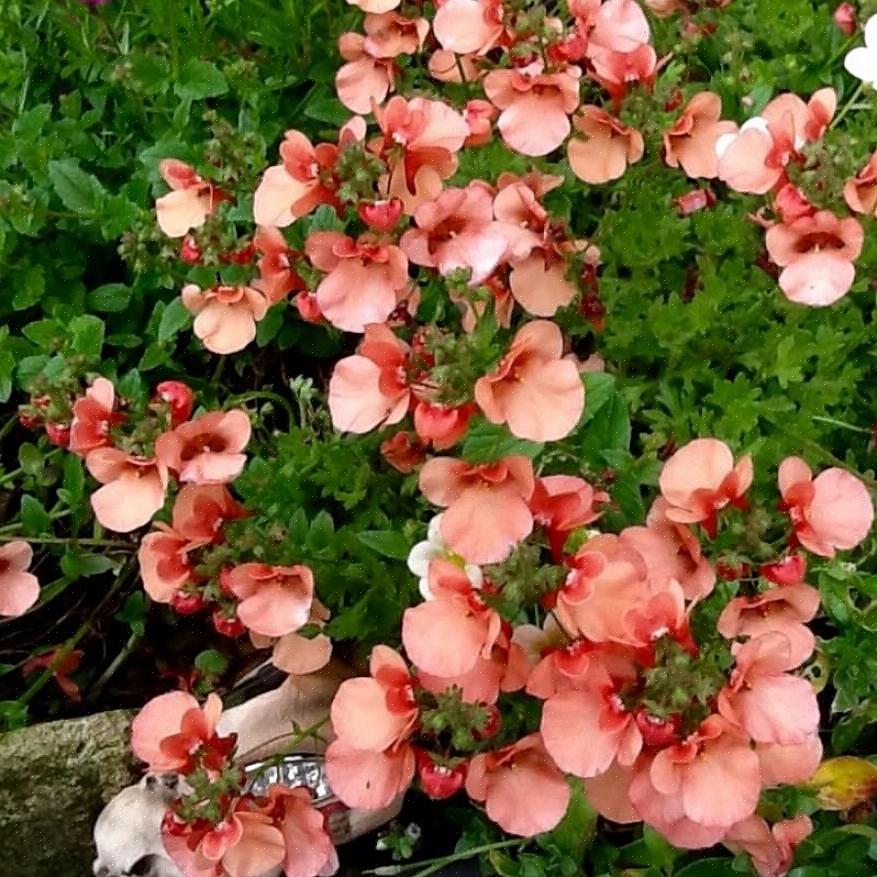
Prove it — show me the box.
[115,592,149,635]
[174,59,229,101]
[357,530,410,561]
[307,510,335,550]
[0,350,14,402]
[195,649,230,676]
[17,443,43,477]
[462,421,544,463]
[87,283,133,313]
[62,455,85,504]
[543,779,596,862]
[12,264,46,310]
[673,859,738,877]
[157,297,192,343]
[581,392,631,466]
[582,373,616,425]
[68,314,105,359]
[20,495,52,535]
[48,158,105,214]
[304,96,350,126]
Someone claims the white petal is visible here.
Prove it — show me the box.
[427,513,445,545]
[407,541,439,577]
[865,14,877,49]
[715,131,737,159]
[418,576,434,601]
[465,564,484,589]
[844,47,877,84]
[740,116,769,134]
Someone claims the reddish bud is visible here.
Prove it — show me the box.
[834,3,856,35]
[416,751,467,800]
[45,422,71,448]
[212,609,246,638]
[155,380,195,426]
[358,199,403,233]
[663,88,684,112]
[580,293,605,332]
[179,235,202,264]
[474,704,501,740]
[161,811,191,837]
[635,709,681,747]
[716,561,750,581]
[380,431,427,474]
[221,242,256,265]
[170,590,206,615]
[413,401,475,451]
[675,188,716,216]
[294,292,323,324]
[760,553,807,586]
[18,409,42,430]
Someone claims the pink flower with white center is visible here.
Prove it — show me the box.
[400,183,508,285]
[305,231,410,332]
[483,61,581,157]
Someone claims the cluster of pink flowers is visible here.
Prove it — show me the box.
[138,486,332,672]
[131,691,338,877]
[64,377,251,533]
[324,437,873,874]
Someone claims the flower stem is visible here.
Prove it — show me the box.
[812,415,873,435]
[832,80,866,129]
[225,391,297,431]
[0,534,136,549]
[236,715,330,766]
[364,839,525,877]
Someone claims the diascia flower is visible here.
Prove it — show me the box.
[155,159,228,238]
[474,320,585,442]
[86,448,169,533]
[181,283,270,354]
[764,210,864,307]
[777,456,874,556]
[483,61,581,157]
[465,734,570,836]
[663,92,737,179]
[844,14,877,87]
[432,0,504,55]
[407,513,483,600]
[418,455,536,564]
[844,149,877,215]
[325,645,417,809]
[0,541,40,618]
[658,438,753,537]
[131,691,231,774]
[567,106,644,184]
[305,231,410,332]
[723,814,812,877]
[328,323,411,433]
[155,409,251,485]
[69,377,122,456]
[222,564,316,638]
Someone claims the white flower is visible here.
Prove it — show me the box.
[845,15,877,87]
[407,513,483,601]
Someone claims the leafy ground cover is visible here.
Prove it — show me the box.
[3,0,877,876]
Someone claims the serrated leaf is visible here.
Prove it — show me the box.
[68,314,105,359]
[174,59,229,101]
[581,373,615,425]
[357,530,410,561]
[462,421,543,463]
[12,265,46,310]
[581,393,631,465]
[48,158,105,214]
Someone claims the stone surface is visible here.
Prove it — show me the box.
[0,709,136,877]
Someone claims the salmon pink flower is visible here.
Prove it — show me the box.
[718,633,820,745]
[346,0,399,11]
[724,814,812,877]
[155,381,195,427]
[464,99,497,147]
[765,210,864,307]
[433,0,504,55]
[530,474,608,559]
[381,431,427,472]
[69,377,121,456]
[305,232,410,332]
[155,159,227,238]
[777,456,874,556]
[630,716,762,846]
[131,691,229,774]
[400,183,508,285]
[358,198,404,232]
[266,604,334,677]
[182,283,270,354]
[222,564,315,638]
[658,438,753,537]
[326,646,417,809]
[475,320,585,441]
[757,737,823,787]
[413,401,474,450]
[663,92,737,179]
[418,455,535,564]
[373,96,470,212]
[465,734,570,836]
[138,528,195,603]
[270,786,339,877]
[567,106,644,184]
[155,409,251,485]
[328,324,411,433]
[253,226,303,304]
[0,541,40,618]
[483,61,581,156]
[844,150,877,215]
[402,559,499,678]
[336,13,429,113]
[718,582,819,668]
[541,684,643,778]
[253,126,362,227]
[86,448,168,532]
